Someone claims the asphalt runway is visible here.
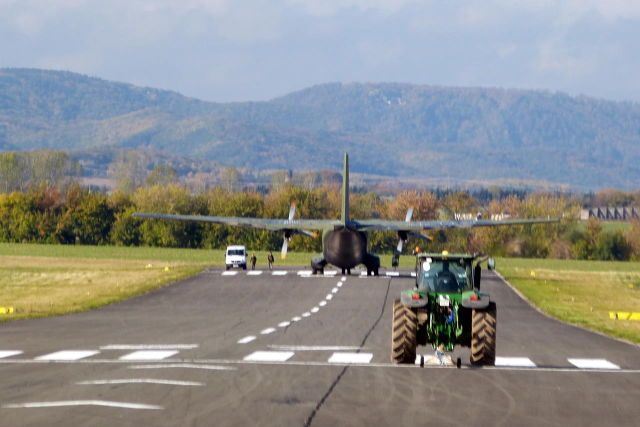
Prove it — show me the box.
[1,268,639,426]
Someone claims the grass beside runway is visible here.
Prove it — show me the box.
[0,243,420,322]
[497,258,640,344]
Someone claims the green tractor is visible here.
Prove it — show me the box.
[391,252,497,366]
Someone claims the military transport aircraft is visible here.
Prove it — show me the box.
[134,154,557,276]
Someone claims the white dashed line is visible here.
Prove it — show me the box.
[319,301,327,307]
[272,271,287,276]
[311,307,319,313]
[100,344,198,350]
[331,287,339,293]
[328,352,374,364]
[119,350,179,361]
[130,364,235,371]
[302,312,311,317]
[247,270,263,276]
[337,282,343,287]
[291,316,302,322]
[297,270,313,276]
[243,351,294,362]
[360,271,368,277]
[278,321,291,328]
[77,379,204,386]
[568,358,620,370]
[326,294,333,300]
[2,400,163,410]
[237,336,256,344]
[341,277,347,282]
[324,271,338,276]
[385,271,400,277]
[222,271,238,276]
[495,357,537,368]
[260,328,276,335]
[36,350,99,361]
[0,351,22,359]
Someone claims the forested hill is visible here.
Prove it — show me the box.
[2,68,640,189]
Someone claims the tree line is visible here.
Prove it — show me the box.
[0,182,638,261]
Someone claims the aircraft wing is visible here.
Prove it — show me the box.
[354,217,560,232]
[132,212,339,231]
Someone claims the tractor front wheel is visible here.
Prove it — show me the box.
[470,302,497,366]
[391,299,417,364]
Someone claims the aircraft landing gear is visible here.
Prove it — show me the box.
[311,257,327,275]
[364,253,381,277]
[341,268,351,276]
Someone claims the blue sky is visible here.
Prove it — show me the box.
[1,0,639,102]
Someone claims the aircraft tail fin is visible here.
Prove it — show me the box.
[341,152,350,224]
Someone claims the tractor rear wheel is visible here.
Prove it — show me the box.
[470,302,497,366]
[391,299,417,364]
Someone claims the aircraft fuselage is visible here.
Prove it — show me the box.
[322,226,368,269]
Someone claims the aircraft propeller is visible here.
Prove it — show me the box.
[281,204,296,259]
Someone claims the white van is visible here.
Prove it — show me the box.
[225,245,247,270]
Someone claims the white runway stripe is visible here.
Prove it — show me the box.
[324,271,338,276]
[319,301,327,307]
[77,379,204,386]
[272,271,287,276]
[2,400,162,410]
[568,358,620,370]
[360,271,368,277]
[302,312,311,317]
[260,327,277,335]
[130,364,235,371]
[36,350,99,361]
[385,271,400,277]
[119,350,179,361]
[328,352,374,364]
[100,344,198,350]
[222,271,238,276]
[270,345,364,351]
[495,357,537,368]
[411,272,416,277]
[291,316,302,322]
[237,336,256,344]
[326,294,333,300]
[337,282,343,287]
[311,307,319,313]
[341,277,347,282]
[331,287,339,293]
[247,270,263,275]
[243,351,294,362]
[0,351,22,359]
[297,270,313,275]
[278,321,291,328]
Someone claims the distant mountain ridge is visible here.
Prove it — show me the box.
[1,68,639,189]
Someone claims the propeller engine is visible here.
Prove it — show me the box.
[280,203,314,259]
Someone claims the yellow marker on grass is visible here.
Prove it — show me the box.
[0,307,15,315]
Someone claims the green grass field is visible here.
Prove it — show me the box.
[497,257,640,344]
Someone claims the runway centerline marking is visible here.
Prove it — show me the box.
[495,357,537,368]
[331,287,339,293]
[36,350,99,361]
[100,344,198,350]
[326,294,333,300]
[77,378,204,386]
[222,271,238,276]
[260,327,276,335]
[0,351,22,359]
[119,350,179,361]
[247,270,263,276]
[2,400,163,410]
[243,351,294,362]
[302,312,311,317]
[319,301,327,307]
[278,321,291,328]
[237,336,256,344]
[341,277,347,282]
[328,352,374,364]
[272,271,287,276]
[568,358,620,370]
[291,316,302,322]
[311,307,319,313]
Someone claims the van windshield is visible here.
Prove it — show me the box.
[227,249,245,256]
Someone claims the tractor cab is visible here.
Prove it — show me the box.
[417,253,474,293]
